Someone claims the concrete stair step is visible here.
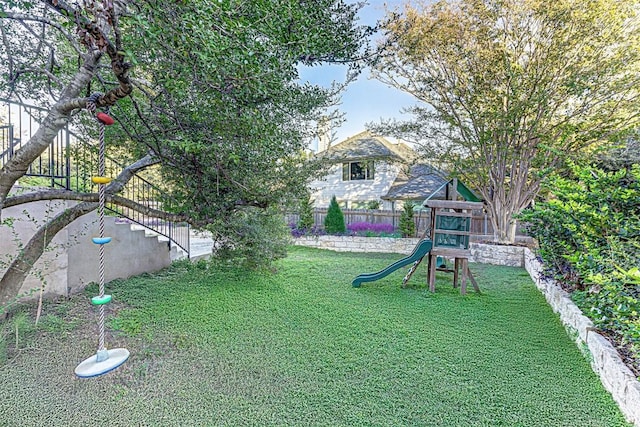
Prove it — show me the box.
[120,222,188,261]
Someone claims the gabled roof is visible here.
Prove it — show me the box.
[383,164,483,202]
[317,131,417,163]
[383,164,449,201]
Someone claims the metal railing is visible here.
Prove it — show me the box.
[0,98,190,256]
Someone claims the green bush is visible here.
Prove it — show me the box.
[399,202,416,237]
[206,206,289,269]
[298,196,315,231]
[366,200,381,210]
[520,162,639,366]
[324,196,346,234]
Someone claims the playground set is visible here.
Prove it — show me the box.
[352,179,483,294]
[74,95,129,378]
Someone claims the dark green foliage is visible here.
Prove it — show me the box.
[206,206,290,270]
[324,195,346,234]
[520,162,639,368]
[297,196,315,231]
[399,202,416,237]
[366,200,381,210]
[596,135,640,172]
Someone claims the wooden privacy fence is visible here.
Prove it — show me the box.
[286,208,529,239]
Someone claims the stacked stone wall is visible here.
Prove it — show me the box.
[293,236,525,267]
[524,249,640,426]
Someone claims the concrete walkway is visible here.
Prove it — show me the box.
[189,231,215,261]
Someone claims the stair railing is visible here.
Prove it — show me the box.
[0,98,190,256]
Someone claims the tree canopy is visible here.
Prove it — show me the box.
[0,0,372,306]
[373,0,640,242]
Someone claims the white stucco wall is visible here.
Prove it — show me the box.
[1,195,173,302]
[66,216,172,294]
[309,161,400,210]
[1,199,71,300]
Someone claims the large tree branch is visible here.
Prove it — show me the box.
[1,0,134,215]
[4,190,191,223]
[43,0,133,108]
[0,52,101,211]
[0,200,96,309]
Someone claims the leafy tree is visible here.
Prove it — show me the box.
[373,0,640,243]
[0,0,372,306]
[298,196,315,231]
[324,195,346,234]
[399,202,416,238]
[596,134,640,173]
[210,206,290,270]
[366,200,381,210]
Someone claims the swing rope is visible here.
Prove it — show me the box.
[74,95,129,378]
[87,94,107,359]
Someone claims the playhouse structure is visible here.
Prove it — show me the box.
[352,178,483,294]
[423,198,483,294]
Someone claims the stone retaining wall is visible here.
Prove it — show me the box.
[524,248,640,426]
[293,236,421,256]
[293,236,525,267]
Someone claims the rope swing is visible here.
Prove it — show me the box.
[75,94,129,378]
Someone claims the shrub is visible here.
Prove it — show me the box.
[520,162,639,368]
[298,196,315,231]
[399,202,416,237]
[324,196,346,234]
[289,223,324,238]
[207,206,289,269]
[347,222,396,236]
[366,200,381,210]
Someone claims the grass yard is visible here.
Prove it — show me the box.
[0,246,630,426]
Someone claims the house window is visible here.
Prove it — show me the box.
[342,161,375,181]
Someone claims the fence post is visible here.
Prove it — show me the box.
[65,129,71,190]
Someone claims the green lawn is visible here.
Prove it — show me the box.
[0,246,630,426]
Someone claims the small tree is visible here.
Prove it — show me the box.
[399,202,416,238]
[366,200,381,210]
[324,196,346,234]
[298,196,315,231]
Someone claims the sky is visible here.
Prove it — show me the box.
[298,0,418,149]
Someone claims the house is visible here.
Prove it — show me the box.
[309,131,454,210]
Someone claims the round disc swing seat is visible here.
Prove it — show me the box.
[75,348,130,378]
[75,97,129,378]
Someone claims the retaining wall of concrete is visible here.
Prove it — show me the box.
[1,199,172,301]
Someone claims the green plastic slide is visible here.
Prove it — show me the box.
[352,239,433,287]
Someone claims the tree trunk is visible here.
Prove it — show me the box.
[0,53,101,219]
[0,201,97,309]
[489,200,518,244]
